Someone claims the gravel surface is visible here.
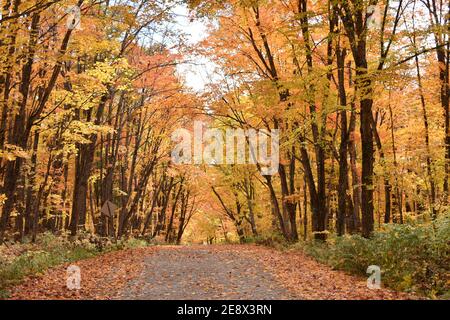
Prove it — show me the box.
[116,246,294,300]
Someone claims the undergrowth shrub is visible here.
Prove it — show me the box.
[250,233,289,249]
[304,213,450,298]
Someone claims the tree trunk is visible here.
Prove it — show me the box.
[337,47,349,236]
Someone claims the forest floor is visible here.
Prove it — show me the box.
[8,245,418,300]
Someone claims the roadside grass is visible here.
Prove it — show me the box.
[0,233,149,298]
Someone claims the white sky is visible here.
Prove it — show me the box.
[173,4,214,93]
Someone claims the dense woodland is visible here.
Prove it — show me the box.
[0,0,449,246]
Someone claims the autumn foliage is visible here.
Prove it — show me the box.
[0,0,449,298]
